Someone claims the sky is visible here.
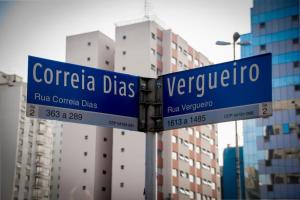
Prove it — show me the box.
[0,0,253,165]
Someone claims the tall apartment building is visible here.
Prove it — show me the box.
[62,18,220,200]
[0,71,63,200]
[59,31,114,200]
[112,18,221,200]
[241,0,300,199]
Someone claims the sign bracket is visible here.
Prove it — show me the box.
[138,77,163,132]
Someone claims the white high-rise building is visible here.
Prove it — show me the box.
[112,18,220,200]
[0,71,63,200]
[59,31,115,200]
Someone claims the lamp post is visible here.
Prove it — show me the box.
[216,32,250,200]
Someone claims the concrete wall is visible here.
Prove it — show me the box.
[60,31,114,200]
[0,79,22,200]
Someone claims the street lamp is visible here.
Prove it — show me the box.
[216,32,250,200]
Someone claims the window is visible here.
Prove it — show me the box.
[195,131,200,138]
[87,42,91,46]
[189,191,195,199]
[293,61,299,68]
[151,48,155,55]
[105,45,110,50]
[82,186,86,190]
[121,165,124,170]
[171,136,177,143]
[260,44,266,51]
[120,182,124,187]
[105,60,109,65]
[103,137,107,142]
[102,170,106,175]
[157,52,162,61]
[172,169,178,177]
[87,57,91,61]
[211,182,216,190]
[151,33,156,39]
[267,185,273,192]
[172,152,177,160]
[172,185,177,194]
[178,61,183,68]
[183,50,187,56]
[188,54,193,61]
[103,153,107,158]
[121,148,125,152]
[292,38,299,44]
[84,152,88,156]
[189,159,194,166]
[291,15,299,22]
[84,135,88,140]
[187,128,193,135]
[211,167,215,174]
[189,175,194,182]
[294,85,300,91]
[179,170,188,178]
[178,46,182,52]
[171,42,177,50]
[259,22,266,29]
[188,143,194,151]
[83,168,87,173]
[171,57,177,65]
[196,146,200,154]
[122,51,126,55]
[157,36,162,42]
[196,161,201,169]
[196,177,201,184]
[151,64,156,71]
[122,35,126,40]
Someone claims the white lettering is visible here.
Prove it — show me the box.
[33,63,42,83]
[221,69,230,87]
[249,64,259,82]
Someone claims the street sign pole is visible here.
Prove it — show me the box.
[233,33,242,200]
[145,132,157,200]
[139,77,162,200]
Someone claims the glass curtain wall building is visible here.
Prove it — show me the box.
[222,147,245,199]
[241,0,300,199]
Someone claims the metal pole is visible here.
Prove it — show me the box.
[145,132,157,200]
[233,38,242,200]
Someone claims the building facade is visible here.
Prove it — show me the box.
[0,71,62,200]
[112,18,221,200]
[222,146,245,199]
[241,0,300,199]
[59,31,114,200]
[61,18,220,200]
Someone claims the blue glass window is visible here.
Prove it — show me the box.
[282,123,290,134]
[253,28,300,45]
[272,51,300,64]
[272,75,300,88]
[252,6,298,24]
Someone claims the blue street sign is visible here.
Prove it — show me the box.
[162,53,272,130]
[27,56,139,130]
